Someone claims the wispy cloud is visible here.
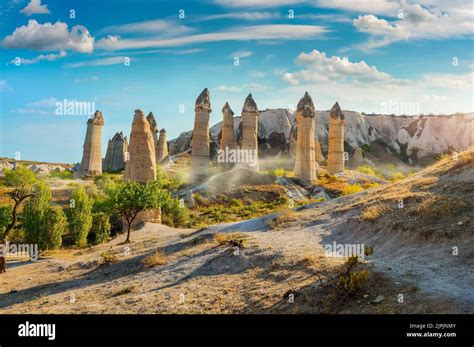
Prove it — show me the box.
[96,24,327,50]
[10,50,66,65]
[100,19,193,36]
[65,56,130,68]
[198,11,280,21]
[229,49,253,58]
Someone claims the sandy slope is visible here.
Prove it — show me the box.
[0,149,472,314]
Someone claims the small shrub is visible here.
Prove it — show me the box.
[341,184,364,196]
[49,170,73,180]
[360,204,387,222]
[161,198,189,227]
[269,209,295,229]
[142,251,167,268]
[214,232,249,248]
[91,213,111,245]
[114,286,134,296]
[100,251,116,264]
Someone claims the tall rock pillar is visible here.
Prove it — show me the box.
[156,128,168,163]
[190,88,212,183]
[240,94,259,171]
[219,102,237,169]
[123,109,160,229]
[327,102,346,174]
[147,112,160,165]
[79,110,104,177]
[315,140,325,162]
[124,109,157,183]
[294,92,317,182]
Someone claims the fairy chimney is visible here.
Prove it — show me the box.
[294,92,317,182]
[147,112,160,164]
[219,102,237,169]
[156,128,168,163]
[190,88,211,183]
[124,109,157,183]
[240,93,259,171]
[104,132,128,172]
[315,140,325,162]
[79,110,104,177]
[327,102,346,174]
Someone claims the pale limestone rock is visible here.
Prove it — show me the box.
[219,102,237,169]
[147,112,160,164]
[156,128,168,163]
[240,93,259,171]
[354,146,363,165]
[79,111,104,177]
[104,132,128,172]
[124,109,157,183]
[327,102,346,174]
[315,140,325,162]
[294,92,317,182]
[190,88,211,183]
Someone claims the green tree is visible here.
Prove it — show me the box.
[23,181,51,245]
[107,181,169,242]
[1,165,36,273]
[91,213,111,245]
[68,186,93,247]
[41,207,67,250]
[0,205,12,240]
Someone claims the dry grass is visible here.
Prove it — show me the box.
[100,251,117,264]
[360,204,390,222]
[268,209,296,229]
[142,251,168,268]
[114,285,135,296]
[214,232,249,248]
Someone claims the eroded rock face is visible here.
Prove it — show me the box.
[124,109,157,183]
[327,102,346,174]
[147,112,160,163]
[353,146,363,164]
[104,132,128,172]
[156,129,168,163]
[78,111,104,177]
[294,92,317,182]
[315,141,325,162]
[240,94,259,171]
[190,88,212,183]
[219,102,237,169]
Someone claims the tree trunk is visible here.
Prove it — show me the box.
[0,201,20,273]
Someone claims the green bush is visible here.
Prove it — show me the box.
[23,182,66,250]
[49,170,73,180]
[41,207,67,250]
[91,213,111,245]
[23,181,52,245]
[68,186,93,247]
[161,198,189,227]
[0,205,12,240]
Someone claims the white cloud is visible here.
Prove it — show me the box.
[282,49,396,85]
[352,3,474,50]
[315,0,399,16]
[199,11,279,21]
[100,19,192,36]
[242,82,271,92]
[214,85,242,93]
[26,97,58,107]
[66,56,130,68]
[96,24,327,50]
[2,20,94,53]
[211,0,306,8]
[11,50,66,65]
[74,76,99,83]
[20,0,50,16]
[230,50,253,58]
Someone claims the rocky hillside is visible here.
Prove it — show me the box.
[169,110,474,164]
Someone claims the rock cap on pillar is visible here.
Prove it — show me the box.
[88,110,104,125]
[222,102,234,116]
[296,92,315,113]
[330,102,345,121]
[195,88,212,112]
[147,112,158,133]
[242,93,258,113]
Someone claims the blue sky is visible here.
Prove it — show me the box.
[0,0,473,163]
